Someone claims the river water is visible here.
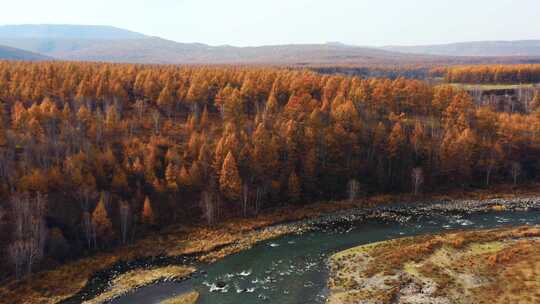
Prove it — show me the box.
[111,210,540,304]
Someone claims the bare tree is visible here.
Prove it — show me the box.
[151,110,161,135]
[242,183,249,217]
[510,161,522,185]
[485,160,494,186]
[347,179,360,201]
[8,240,26,279]
[254,185,267,215]
[134,99,147,120]
[119,201,131,245]
[78,189,97,249]
[411,167,424,195]
[82,211,95,249]
[200,190,216,226]
[9,193,47,279]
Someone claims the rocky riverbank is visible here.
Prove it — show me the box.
[2,194,540,304]
[64,196,540,303]
[294,196,540,232]
[92,196,540,303]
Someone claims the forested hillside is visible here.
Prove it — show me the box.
[1,61,540,280]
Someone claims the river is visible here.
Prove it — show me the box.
[110,209,540,304]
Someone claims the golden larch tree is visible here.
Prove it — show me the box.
[219,151,242,202]
[92,194,114,244]
[141,196,156,226]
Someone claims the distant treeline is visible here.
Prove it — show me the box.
[437,64,540,84]
[310,66,431,80]
[311,64,540,84]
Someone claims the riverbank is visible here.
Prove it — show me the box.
[327,226,540,304]
[2,184,540,304]
[83,266,196,304]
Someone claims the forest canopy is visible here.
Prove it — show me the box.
[1,61,540,280]
[438,64,540,84]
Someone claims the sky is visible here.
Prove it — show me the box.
[1,0,539,47]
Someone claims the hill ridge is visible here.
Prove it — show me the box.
[0,44,51,61]
[1,24,540,64]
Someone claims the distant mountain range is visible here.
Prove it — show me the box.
[0,25,437,64]
[0,24,539,65]
[383,40,540,57]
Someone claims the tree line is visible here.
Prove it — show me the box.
[436,64,540,84]
[1,61,540,279]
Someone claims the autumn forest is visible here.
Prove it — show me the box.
[1,61,540,281]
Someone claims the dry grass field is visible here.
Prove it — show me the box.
[328,226,540,304]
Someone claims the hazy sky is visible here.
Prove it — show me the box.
[2,0,539,46]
